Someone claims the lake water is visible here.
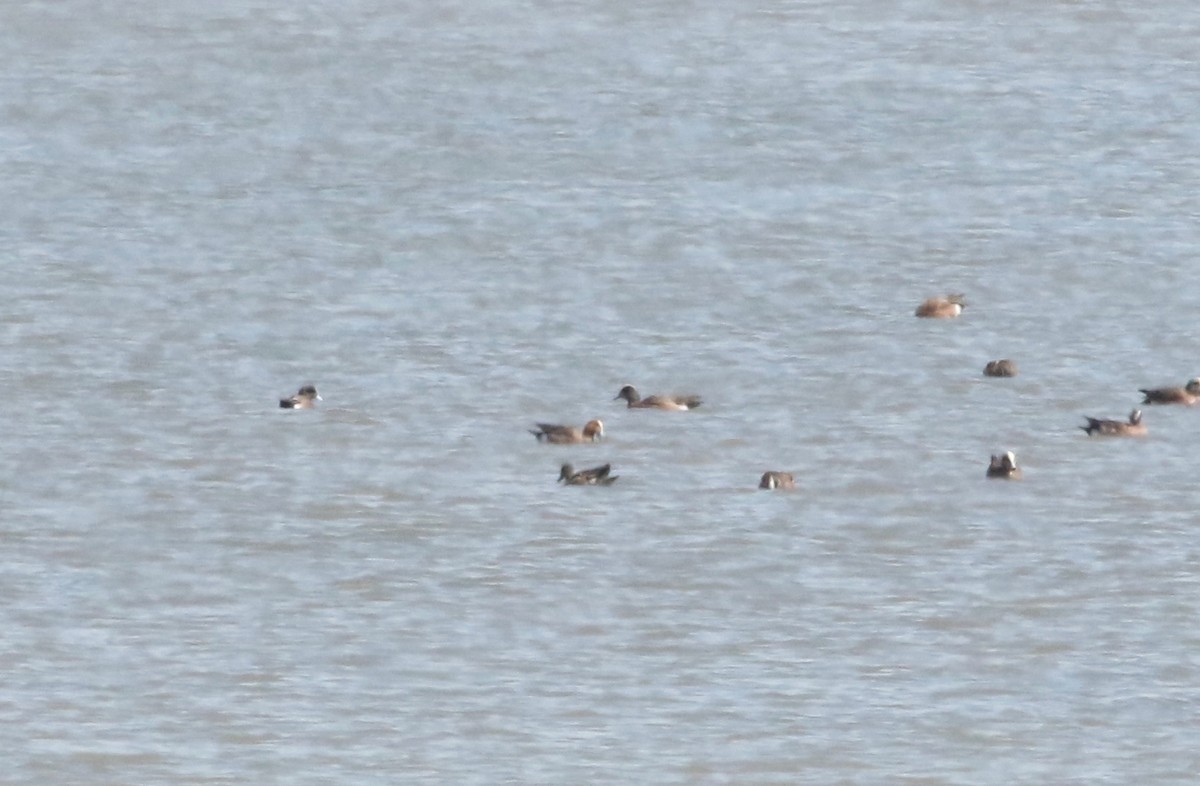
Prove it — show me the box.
[3,1,1199,783]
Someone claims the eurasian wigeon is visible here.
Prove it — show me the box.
[914,294,966,318]
[983,359,1018,377]
[986,451,1022,479]
[614,384,702,411]
[558,463,619,486]
[530,419,605,444]
[758,471,796,490]
[279,385,321,409]
[1081,409,1146,437]
[1139,378,1200,405]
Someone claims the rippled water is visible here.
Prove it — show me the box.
[3,1,1200,783]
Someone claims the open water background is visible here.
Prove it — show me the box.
[2,1,1199,783]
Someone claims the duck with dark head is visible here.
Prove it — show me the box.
[758,471,796,490]
[280,385,321,409]
[1139,378,1200,405]
[614,384,702,411]
[558,463,618,486]
[1081,409,1146,437]
[986,451,1022,479]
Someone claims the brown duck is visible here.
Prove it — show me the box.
[983,359,1018,378]
[914,294,966,318]
[558,463,618,486]
[279,385,321,409]
[530,419,605,444]
[1081,409,1146,437]
[758,471,796,490]
[614,385,702,411]
[1139,378,1200,405]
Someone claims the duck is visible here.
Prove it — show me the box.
[1138,378,1200,405]
[983,359,1018,377]
[1081,409,1146,437]
[758,471,796,490]
[558,463,619,486]
[914,294,966,318]
[530,419,605,444]
[614,384,702,411]
[279,385,321,409]
[986,451,1022,479]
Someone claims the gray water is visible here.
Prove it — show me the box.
[3,1,1200,783]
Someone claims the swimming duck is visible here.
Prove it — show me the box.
[758,471,796,490]
[279,385,321,409]
[614,384,702,411]
[530,419,605,444]
[986,451,1022,479]
[1138,378,1200,405]
[983,359,1018,377]
[558,463,619,486]
[1081,409,1146,437]
[914,294,966,318]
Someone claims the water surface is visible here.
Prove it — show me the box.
[3,1,1200,783]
